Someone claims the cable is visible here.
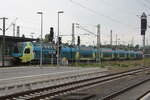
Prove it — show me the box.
[76,23,97,37]
[101,0,135,15]
[5,18,18,31]
[143,0,150,5]
[70,0,134,28]
[137,0,150,13]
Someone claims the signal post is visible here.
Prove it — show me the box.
[141,12,147,54]
[140,12,147,67]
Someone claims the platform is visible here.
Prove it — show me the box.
[0,66,106,79]
[0,66,108,97]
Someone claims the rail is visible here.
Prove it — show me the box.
[0,67,149,100]
[0,68,107,97]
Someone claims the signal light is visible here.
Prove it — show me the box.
[141,18,147,31]
[58,37,62,45]
[141,12,147,35]
[49,27,54,42]
[77,36,80,46]
[141,30,145,35]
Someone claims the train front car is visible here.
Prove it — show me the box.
[12,42,34,64]
[12,42,57,64]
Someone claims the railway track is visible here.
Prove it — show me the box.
[0,67,150,100]
[101,74,150,100]
[137,89,150,100]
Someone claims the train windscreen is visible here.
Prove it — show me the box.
[13,43,24,53]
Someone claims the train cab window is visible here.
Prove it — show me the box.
[24,48,30,54]
[14,46,19,53]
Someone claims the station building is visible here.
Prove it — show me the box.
[0,35,38,66]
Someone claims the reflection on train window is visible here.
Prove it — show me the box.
[24,48,30,54]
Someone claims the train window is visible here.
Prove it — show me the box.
[14,46,19,53]
[24,48,30,54]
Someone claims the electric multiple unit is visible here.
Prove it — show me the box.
[11,42,143,64]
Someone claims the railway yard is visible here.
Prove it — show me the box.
[0,59,149,100]
[0,0,150,100]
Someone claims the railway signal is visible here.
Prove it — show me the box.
[77,36,80,46]
[49,27,54,42]
[140,12,147,54]
[58,37,62,44]
[141,12,147,35]
[58,37,62,54]
[17,26,20,37]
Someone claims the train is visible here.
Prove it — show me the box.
[11,42,143,65]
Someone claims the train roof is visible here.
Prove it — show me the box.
[135,51,143,54]
[100,48,113,52]
[61,46,77,52]
[79,46,94,50]
[116,49,127,53]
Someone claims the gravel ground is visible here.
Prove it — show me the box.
[55,72,150,100]
[79,72,150,100]
[113,78,150,100]
[106,65,145,74]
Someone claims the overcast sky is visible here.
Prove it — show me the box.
[0,0,149,46]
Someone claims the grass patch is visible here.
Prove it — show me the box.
[70,58,150,68]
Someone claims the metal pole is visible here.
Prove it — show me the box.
[116,34,118,50]
[72,23,75,46]
[110,30,112,46]
[143,34,145,67]
[40,13,43,67]
[16,26,20,37]
[2,18,5,67]
[1,17,7,67]
[13,23,15,37]
[97,24,101,63]
[51,44,54,65]
[37,12,43,67]
[57,12,60,66]
[99,25,101,46]
[57,11,64,67]
[143,35,145,53]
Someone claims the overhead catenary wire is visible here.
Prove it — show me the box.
[76,24,97,36]
[142,0,150,7]
[5,18,18,31]
[101,0,135,16]
[137,0,150,13]
[69,0,135,28]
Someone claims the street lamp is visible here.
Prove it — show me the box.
[37,11,43,67]
[57,11,64,66]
